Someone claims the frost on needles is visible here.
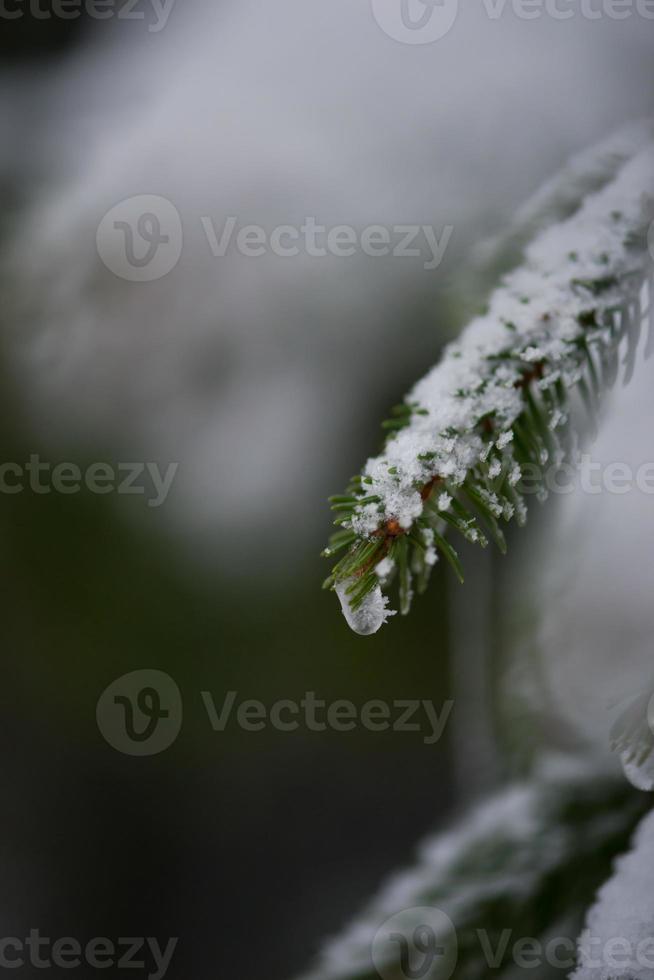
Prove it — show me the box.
[324,129,654,635]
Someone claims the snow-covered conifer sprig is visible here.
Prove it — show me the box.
[324,139,654,634]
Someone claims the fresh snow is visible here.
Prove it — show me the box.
[333,134,654,642]
[572,809,654,980]
[348,142,654,544]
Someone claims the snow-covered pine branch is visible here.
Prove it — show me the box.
[324,131,654,635]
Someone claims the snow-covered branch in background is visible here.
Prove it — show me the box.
[324,131,654,635]
[472,119,654,271]
[296,758,647,980]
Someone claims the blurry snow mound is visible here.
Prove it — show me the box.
[573,808,654,980]
[3,0,654,571]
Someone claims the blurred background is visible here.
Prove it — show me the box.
[0,1,653,977]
